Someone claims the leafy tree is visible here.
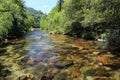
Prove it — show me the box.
[0,12,13,40]
[40,0,120,47]
[0,0,35,40]
[24,14,34,31]
[40,15,49,31]
[26,7,43,28]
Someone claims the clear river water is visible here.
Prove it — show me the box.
[0,28,120,80]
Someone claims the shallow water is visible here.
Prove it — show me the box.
[0,29,120,80]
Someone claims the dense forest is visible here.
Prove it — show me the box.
[0,0,43,41]
[40,0,120,48]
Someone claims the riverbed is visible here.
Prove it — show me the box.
[0,29,120,80]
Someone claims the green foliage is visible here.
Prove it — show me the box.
[24,15,34,31]
[40,5,69,34]
[26,7,43,27]
[0,0,39,40]
[40,0,120,47]
[0,12,13,39]
[40,15,49,30]
[100,33,107,39]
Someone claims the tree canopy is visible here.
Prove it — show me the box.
[26,7,43,28]
[0,0,43,40]
[40,0,120,47]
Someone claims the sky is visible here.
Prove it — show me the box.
[24,0,58,14]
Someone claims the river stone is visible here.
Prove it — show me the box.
[71,66,81,77]
[82,47,89,50]
[53,70,69,80]
[96,55,120,66]
[18,75,28,80]
[78,46,84,50]
[16,55,27,61]
[104,66,112,71]
[11,64,23,71]
[41,68,59,80]
[0,48,6,53]
[88,48,96,53]
[113,72,120,80]
[55,60,73,69]
[86,76,93,80]
[13,54,21,59]
[34,62,47,71]
[94,76,114,80]
[17,74,35,80]
[93,51,100,55]
[0,56,6,62]
[35,57,43,62]
[27,59,35,65]
[80,50,89,54]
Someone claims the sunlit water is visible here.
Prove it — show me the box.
[0,28,120,80]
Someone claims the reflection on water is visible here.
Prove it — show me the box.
[0,28,120,80]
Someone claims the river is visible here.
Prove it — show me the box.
[0,28,120,80]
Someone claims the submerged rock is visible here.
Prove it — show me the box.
[113,72,120,80]
[55,60,73,69]
[18,75,28,80]
[17,74,35,80]
[93,51,100,55]
[34,62,47,72]
[41,68,59,80]
[53,70,70,80]
[27,59,35,65]
[0,68,11,78]
[94,76,114,80]
[71,66,81,77]
[96,55,120,66]
[13,54,21,59]
[0,48,6,53]
[86,76,94,80]
[35,57,43,62]
[80,50,89,54]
